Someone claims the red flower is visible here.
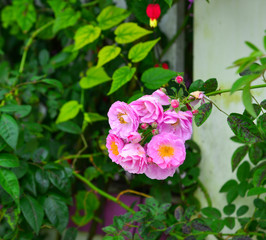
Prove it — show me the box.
[146,4,161,28]
[162,63,169,69]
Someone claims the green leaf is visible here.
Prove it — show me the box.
[56,100,80,124]
[189,80,204,93]
[48,168,71,193]
[231,145,248,171]
[227,113,263,144]
[21,195,44,234]
[257,113,266,136]
[238,181,249,197]
[53,8,80,33]
[128,38,160,63]
[227,189,238,204]
[47,0,67,15]
[0,153,19,168]
[0,114,19,150]
[115,22,152,44]
[253,167,266,187]
[254,198,266,209]
[264,35,266,51]
[74,25,101,51]
[224,217,235,229]
[57,121,82,134]
[236,205,249,216]
[13,0,36,32]
[62,228,78,240]
[35,169,50,194]
[141,68,177,89]
[194,102,212,127]
[102,226,117,234]
[201,207,221,219]
[0,168,20,205]
[79,67,111,89]
[108,66,136,95]
[96,45,121,67]
[202,78,218,94]
[231,74,259,93]
[242,84,256,118]
[261,99,266,110]
[220,179,238,192]
[245,41,261,51]
[243,103,261,120]
[0,104,32,118]
[247,187,266,196]
[164,0,173,7]
[41,79,63,92]
[84,112,107,123]
[237,161,250,182]
[249,143,264,165]
[97,6,130,30]
[223,204,235,215]
[84,167,99,181]
[44,195,69,233]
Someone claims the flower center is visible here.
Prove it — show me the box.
[110,141,119,156]
[158,145,174,158]
[171,119,180,127]
[117,113,127,124]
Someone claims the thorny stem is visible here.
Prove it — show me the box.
[73,172,135,214]
[54,153,104,163]
[19,21,54,74]
[116,189,152,201]
[197,180,212,207]
[205,97,229,116]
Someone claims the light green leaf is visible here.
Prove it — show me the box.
[53,8,80,33]
[164,0,173,7]
[74,25,101,51]
[44,195,69,233]
[21,195,44,234]
[141,68,177,89]
[245,41,261,52]
[0,114,19,150]
[41,79,63,92]
[84,112,107,123]
[97,6,130,30]
[0,168,20,205]
[128,38,160,63]
[231,74,259,93]
[97,45,121,67]
[79,67,111,89]
[0,104,32,118]
[115,22,152,44]
[247,187,266,196]
[242,84,256,118]
[108,66,136,95]
[47,0,67,15]
[1,6,15,28]
[0,153,19,168]
[56,101,80,124]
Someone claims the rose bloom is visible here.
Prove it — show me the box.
[151,89,170,106]
[119,143,147,174]
[107,101,139,139]
[145,163,176,180]
[130,95,164,124]
[106,133,125,163]
[158,110,193,141]
[147,133,186,169]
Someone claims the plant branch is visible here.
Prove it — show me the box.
[73,172,135,214]
[116,189,152,201]
[197,179,212,207]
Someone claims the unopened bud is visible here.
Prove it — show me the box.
[171,99,179,109]
[175,76,183,84]
[152,129,159,135]
[151,122,158,128]
[147,157,153,163]
[192,110,199,115]
[140,123,148,130]
[160,87,167,94]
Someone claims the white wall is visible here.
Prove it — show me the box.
[193,0,266,211]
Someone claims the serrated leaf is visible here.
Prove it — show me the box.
[115,22,152,44]
[141,67,177,89]
[247,187,266,196]
[96,45,121,67]
[57,121,82,134]
[194,102,212,127]
[128,38,160,63]
[97,6,130,30]
[0,168,20,205]
[35,169,50,194]
[227,113,262,144]
[74,25,101,50]
[56,100,80,124]
[79,67,111,89]
[242,84,256,118]
[21,195,44,234]
[108,66,136,95]
[231,74,259,93]
[41,79,63,92]
[44,195,69,233]
[231,145,248,171]
[53,8,80,33]
[0,114,19,149]
[0,154,19,168]
[0,104,32,118]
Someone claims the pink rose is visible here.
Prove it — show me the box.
[119,143,147,174]
[145,163,176,180]
[151,89,170,105]
[106,133,125,163]
[107,101,139,139]
[130,95,164,124]
[126,132,142,143]
[158,110,193,141]
[147,133,186,169]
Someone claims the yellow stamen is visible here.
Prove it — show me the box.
[110,141,119,155]
[117,113,127,124]
[158,145,174,158]
[150,19,157,28]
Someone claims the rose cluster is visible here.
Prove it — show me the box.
[106,89,193,180]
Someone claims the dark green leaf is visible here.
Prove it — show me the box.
[174,206,184,221]
[247,187,266,196]
[237,161,250,182]
[0,104,32,118]
[202,78,218,94]
[227,113,263,144]
[191,219,211,232]
[62,228,78,240]
[0,153,19,168]
[141,67,177,89]
[227,189,238,204]
[231,145,248,171]
[41,79,63,92]
[220,179,238,193]
[237,205,249,216]
[184,206,196,220]
[201,207,221,219]
[48,168,71,193]
[230,136,246,144]
[21,195,44,234]
[253,167,266,187]
[254,198,266,209]
[257,113,266,136]
[57,121,82,134]
[223,204,235,215]
[224,217,235,229]
[189,80,204,93]
[245,41,261,51]
[261,99,266,110]
[249,143,264,165]
[243,104,261,120]
[194,102,212,127]
[23,170,37,196]
[35,169,50,194]
[238,181,249,197]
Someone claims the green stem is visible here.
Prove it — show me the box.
[205,84,266,97]
[55,153,104,163]
[82,0,99,7]
[197,180,212,207]
[73,172,135,214]
[19,20,54,74]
